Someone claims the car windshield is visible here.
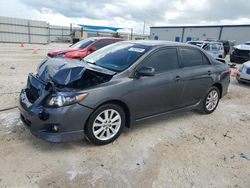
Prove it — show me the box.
[83,42,151,72]
[244,42,250,45]
[203,43,221,51]
[71,38,94,49]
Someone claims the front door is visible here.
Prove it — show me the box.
[128,47,184,119]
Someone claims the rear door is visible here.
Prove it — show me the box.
[179,47,214,107]
[129,47,184,119]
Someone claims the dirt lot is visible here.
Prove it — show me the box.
[0,43,250,188]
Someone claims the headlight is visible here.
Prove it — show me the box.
[46,92,88,107]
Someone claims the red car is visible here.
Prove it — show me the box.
[47,37,125,59]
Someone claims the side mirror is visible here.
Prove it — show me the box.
[136,67,155,77]
[88,46,97,52]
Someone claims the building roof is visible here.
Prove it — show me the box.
[151,24,250,29]
[123,40,195,48]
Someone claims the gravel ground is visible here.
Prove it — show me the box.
[0,43,250,188]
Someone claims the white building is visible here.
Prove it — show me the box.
[150,25,250,45]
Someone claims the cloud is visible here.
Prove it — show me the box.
[20,0,177,24]
[2,0,250,33]
[165,0,250,25]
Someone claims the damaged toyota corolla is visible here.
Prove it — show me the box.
[19,41,230,145]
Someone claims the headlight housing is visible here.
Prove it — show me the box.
[46,92,88,107]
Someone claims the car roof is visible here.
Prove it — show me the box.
[122,40,200,48]
[89,37,125,41]
[188,41,204,43]
[187,40,223,45]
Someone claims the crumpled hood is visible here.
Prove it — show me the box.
[37,58,116,86]
[234,44,250,51]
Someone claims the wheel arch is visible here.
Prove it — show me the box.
[92,100,131,128]
[213,83,222,98]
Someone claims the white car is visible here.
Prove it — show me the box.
[187,41,225,58]
[236,61,250,84]
[202,42,225,59]
[230,41,250,64]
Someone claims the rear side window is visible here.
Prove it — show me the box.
[181,48,207,67]
[141,48,179,73]
[93,40,118,49]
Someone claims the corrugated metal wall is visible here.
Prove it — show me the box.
[0,16,78,44]
[0,16,49,44]
[49,25,77,43]
[150,25,250,45]
[0,16,149,44]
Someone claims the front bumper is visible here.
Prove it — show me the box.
[18,89,93,142]
[236,73,250,84]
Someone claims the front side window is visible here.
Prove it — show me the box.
[140,48,179,73]
[181,48,204,67]
[84,42,150,72]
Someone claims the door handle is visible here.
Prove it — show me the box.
[208,70,211,75]
[174,75,181,82]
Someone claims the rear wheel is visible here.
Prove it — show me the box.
[199,87,220,114]
[85,104,125,145]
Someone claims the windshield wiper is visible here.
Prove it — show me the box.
[85,60,96,65]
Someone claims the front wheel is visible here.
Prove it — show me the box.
[199,87,220,114]
[85,104,125,145]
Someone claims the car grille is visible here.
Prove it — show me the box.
[26,80,40,103]
[234,49,250,57]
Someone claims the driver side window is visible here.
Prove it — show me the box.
[141,48,180,73]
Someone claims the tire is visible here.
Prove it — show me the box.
[84,104,125,145]
[237,79,244,84]
[199,87,220,114]
[230,56,234,63]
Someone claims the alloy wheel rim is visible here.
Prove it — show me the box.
[93,109,121,141]
[206,90,219,111]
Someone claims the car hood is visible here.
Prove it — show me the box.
[234,44,250,51]
[65,49,88,58]
[37,58,116,86]
[48,48,79,56]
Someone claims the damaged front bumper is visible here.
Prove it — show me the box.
[18,89,93,142]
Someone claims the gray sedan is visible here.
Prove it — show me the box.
[19,41,230,145]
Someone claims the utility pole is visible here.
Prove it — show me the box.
[143,21,145,35]
[130,28,133,40]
